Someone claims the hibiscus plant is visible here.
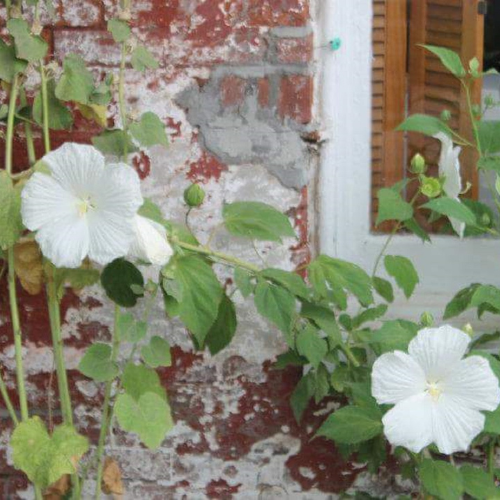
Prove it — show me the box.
[1,1,500,498]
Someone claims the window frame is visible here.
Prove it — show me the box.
[318,0,500,328]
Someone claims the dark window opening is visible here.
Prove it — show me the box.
[484,0,500,71]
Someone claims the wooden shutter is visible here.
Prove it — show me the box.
[371,0,407,228]
[408,0,485,199]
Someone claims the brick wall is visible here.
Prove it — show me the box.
[0,1,393,498]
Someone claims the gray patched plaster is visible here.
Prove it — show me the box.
[176,73,312,190]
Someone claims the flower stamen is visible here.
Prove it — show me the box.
[77,197,94,217]
[426,382,442,401]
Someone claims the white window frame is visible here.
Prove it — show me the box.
[318,0,500,328]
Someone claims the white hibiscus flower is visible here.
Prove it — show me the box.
[129,215,173,266]
[372,325,500,454]
[21,143,143,268]
[434,132,465,237]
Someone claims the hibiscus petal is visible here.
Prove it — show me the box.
[442,355,500,412]
[434,133,462,199]
[43,143,105,196]
[21,172,79,231]
[372,351,427,405]
[94,163,143,218]
[129,215,173,266]
[382,393,434,453]
[432,395,485,454]
[408,326,470,380]
[36,213,90,268]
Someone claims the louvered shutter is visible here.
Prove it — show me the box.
[408,0,484,198]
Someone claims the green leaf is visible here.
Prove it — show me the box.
[129,112,169,148]
[423,45,466,77]
[7,19,48,62]
[92,129,138,156]
[373,276,394,303]
[223,201,296,242]
[384,255,419,299]
[352,304,388,329]
[131,45,159,72]
[274,350,307,370]
[234,267,253,298]
[141,336,172,368]
[484,406,500,434]
[204,294,238,355]
[477,121,500,155]
[33,79,73,130]
[308,255,373,307]
[261,268,310,299]
[115,392,173,449]
[290,373,315,423]
[296,324,328,368]
[397,113,451,136]
[370,320,418,353]
[55,54,94,104]
[376,188,413,225]
[51,265,100,299]
[11,417,88,489]
[461,465,500,499]
[301,302,342,347]
[107,18,131,43]
[316,406,382,444]
[419,459,464,500]
[78,343,119,382]
[138,198,166,226]
[470,284,500,313]
[254,281,296,341]
[422,197,477,227]
[171,255,223,344]
[101,258,144,308]
[117,312,148,342]
[121,363,166,401]
[0,172,23,250]
[0,39,28,82]
[444,284,481,319]
[404,217,431,243]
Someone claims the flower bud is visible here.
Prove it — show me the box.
[184,183,205,207]
[485,94,495,108]
[410,154,426,174]
[463,323,474,337]
[420,311,433,327]
[481,213,491,227]
[420,176,442,199]
[440,109,452,122]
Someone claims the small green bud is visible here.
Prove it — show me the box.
[472,104,481,118]
[463,323,474,338]
[481,213,491,226]
[420,311,434,327]
[469,57,480,77]
[420,176,442,198]
[484,94,495,108]
[183,183,205,207]
[440,109,452,122]
[410,153,426,174]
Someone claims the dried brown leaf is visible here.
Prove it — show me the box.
[102,457,124,498]
[14,240,44,295]
[43,474,70,499]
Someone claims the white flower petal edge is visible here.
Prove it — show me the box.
[372,325,500,454]
[129,215,174,266]
[21,143,143,268]
[434,133,465,237]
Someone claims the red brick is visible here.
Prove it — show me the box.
[56,0,103,28]
[276,35,313,64]
[220,75,246,107]
[247,0,310,27]
[279,74,313,124]
[258,77,271,108]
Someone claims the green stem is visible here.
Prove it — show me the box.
[94,306,122,500]
[487,439,497,476]
[40,64,51,153]
[175,240,261,273]
[0,370,19,426]
[118,44,128,161]
[19,88,37,165]
[5,75,19,176]
[341,342,360,368]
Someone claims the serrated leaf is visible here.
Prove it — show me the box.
[404,217,431,242]
[101,258,144,308]
[261,268,310,299]
[376,188,413,226]
[107,19,131,43]
[352,304,388,329]
[419,459,464,500]
[129,112,169,148]
[131,45,159,72]
[423,45,466,77]
[8,19,48,62]
[11,417,88,489]
[204,294,237,355]
[254,281,296,341]
[92,129,138,156]
[316,406,382,444]
[290,373,315,423]
[33,79,73,130]
[396,113,452,136]
[223,201,295,242]
[115,392,173,449]
[373,276,394,303]
[296,324,328,368]
[141,336,172,368]
[300,302,341,347]
[384,255,419,299]
[444,283,481,319]
[422,197,477,227]
[0,39,28,82]
[0,172,23,249]
[117,312,147,343]
[461,465,500,499]
[78,343,119,382]
[234,267,253,297]
[56,54,94,104]
[121,363,166,401]
[370,320,418,353]
[470,284,500,313]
